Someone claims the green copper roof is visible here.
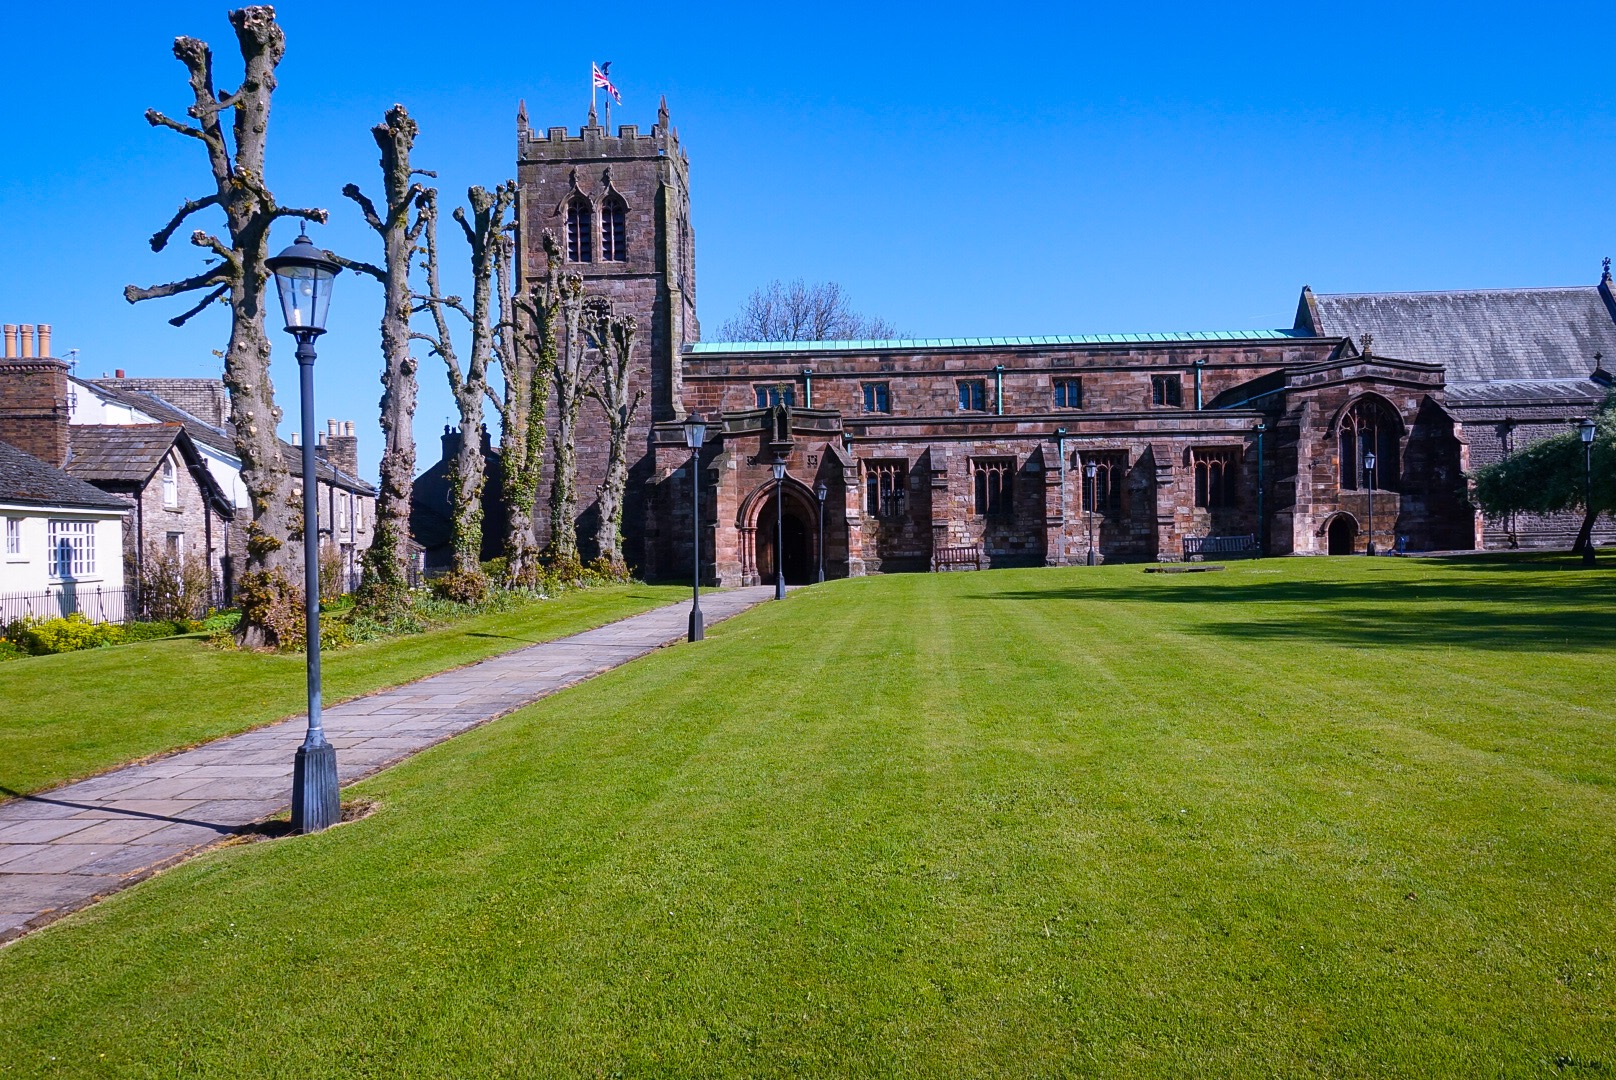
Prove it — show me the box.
[685,330,1315,354]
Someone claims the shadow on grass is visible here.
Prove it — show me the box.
[980,573,1616,652]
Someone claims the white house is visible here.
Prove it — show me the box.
[0,439,130,623]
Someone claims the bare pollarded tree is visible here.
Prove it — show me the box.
[717,279,902,342]
[488,232,569,585]
[335,105,430,605]
[584,298,644,568]
[412,182,516,581]
[546,267,591,563]
[124,5,327,648]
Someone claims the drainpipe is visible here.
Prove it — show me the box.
[802,367,813,408]
[134,492,145,617]
[1254,421,1266,558]
[994,365,1005,416]
[1055,427,1067,565]
[1193,358,1207,411]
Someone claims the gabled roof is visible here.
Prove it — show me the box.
[66,424,184,484]
[0,439,129,512]
[74,377,377,495]
[1297,281,1616,384]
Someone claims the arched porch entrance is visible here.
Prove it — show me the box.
[738,478,822,586]
[1326,513,1358,555]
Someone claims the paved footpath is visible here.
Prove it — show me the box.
[0,586,775,943]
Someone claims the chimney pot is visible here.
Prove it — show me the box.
[18,325,33,358]
[3,326,15,359]
[344,420,354,437]
[37,325,50,358]
[327,419,337,436]
[114,368,125,379]
[318,431,328,446]
[291,432,300,445]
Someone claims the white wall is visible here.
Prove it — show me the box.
[0,503,129,620]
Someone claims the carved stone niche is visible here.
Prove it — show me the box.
[765,403,794,458]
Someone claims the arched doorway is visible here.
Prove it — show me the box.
[1327,514,1357,555]
[755,492,815,585]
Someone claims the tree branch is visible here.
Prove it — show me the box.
[189,229,238,267]
[269,206,330,226]
[144,108,217,148]
[148,193,223,252]
[331,253,385,282]
[342,183,385,232]
[166,284,231,327]
[124,266,231,304]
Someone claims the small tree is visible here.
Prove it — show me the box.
[413,182,516,580]
[717,279,901,342]
[488,232,566,586]
[124,5,327,648]
[584,298,644,568]
[545,266,591,563]
[338,104,430,608]
[1471,398,1616,554]
[138,544,214,622]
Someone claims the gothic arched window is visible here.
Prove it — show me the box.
[600,195,627,262]
[566,197,593,263]
[1339,398,1400,491]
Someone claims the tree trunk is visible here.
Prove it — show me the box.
[1572,506,1597,555]
[547,284,589,563]
[124,7,327,649]
[585,300,643,567]
[344,105,426,604]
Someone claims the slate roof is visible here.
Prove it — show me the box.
[74,377,377,495]
[0,439,129,512]
[1444,380,1611,407]
[1302,285,1616,384]
[65,424,182,484]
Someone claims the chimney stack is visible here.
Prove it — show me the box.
[18,325,33,359]
[115,368,125,379]
[37,325,50,359]
[326,418,359,476]
[0,340,71,467]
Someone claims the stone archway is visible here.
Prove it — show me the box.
[738,477,822,586]
[1326,513,1358,555]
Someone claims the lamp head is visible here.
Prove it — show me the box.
[682,412,706,449]
[816,482,827,502]
[1580,418,1598,444]
[1364,451,1376,471]
[1084,460,1098,479]
[772,456,787,481]
[265,230,341,336]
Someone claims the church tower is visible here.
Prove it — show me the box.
[515,96,698,565]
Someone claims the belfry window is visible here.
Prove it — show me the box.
[1192,448,1239,508]
[600,195,627,262]
[972,457,1014,517]
[1339,398,1400,491]
[566,197,593,262]
[865,460,907,519]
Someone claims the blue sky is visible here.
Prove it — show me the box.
[3,1,1614,481]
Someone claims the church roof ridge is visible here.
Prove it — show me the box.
[1314,285,1597,299]
[687,329,1313,354]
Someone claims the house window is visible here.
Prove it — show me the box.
[47,520,95,578]
[566,196,593,262]
[958,380,986,411]
[600,195,627,262]
[754,385,796,408]
[1339,398,1400,491]
[5,518,19,556]
[865,460,907,519]
[972,457,1014,517]
[1192,448,1239,508]
[166,531,184,564]
[1081,452,1126,516]
[1151,374,1183,408]
[862,382,891,413]
[337,494,349,533]
[161,456,178,507]
[1054,378,1083,409]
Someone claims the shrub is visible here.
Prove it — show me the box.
[122,619,201,643]
[430,569,490,605]
[6,613,124,655]
[137,544,214,622]
[201,610,241,633]
[319,547,348,604]
[0,636,28,662]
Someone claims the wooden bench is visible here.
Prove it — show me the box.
[1182,534,1258,561]
[932,544,983,572]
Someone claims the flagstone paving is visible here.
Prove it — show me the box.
[0,586,775,943]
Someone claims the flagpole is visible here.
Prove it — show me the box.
[590,62,596,125]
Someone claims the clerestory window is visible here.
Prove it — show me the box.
[863,382,891,413]
[1054,378,1084,409]
[754,385,796,408]
[1151,374,1183,408]
[958,380,987,412]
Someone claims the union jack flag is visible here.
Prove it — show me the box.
[592,62,622,105]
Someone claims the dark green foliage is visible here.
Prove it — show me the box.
[1471,398,1616,550]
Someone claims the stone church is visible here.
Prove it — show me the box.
[514,100,1615,586]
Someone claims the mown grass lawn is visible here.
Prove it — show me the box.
[0,584,684,798]
[2,555,1613,1077]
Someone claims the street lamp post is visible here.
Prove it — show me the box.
[1363,450,1377,556]
[1083,459,1098,566]
[265,229,343,835]
[815,481,827,583]
[772,456,787,600]
[1580,418,1597,568]
[1254,421,1267,558]
[683,413,706,641]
